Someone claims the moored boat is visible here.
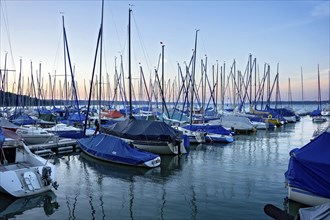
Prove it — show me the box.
[312,116,327,123]
[285,126,330,206]
[0,128,58,197]
[77,133,161,168]
[102,117,187,155]
[44,123,86,139]
[16,126,58,145]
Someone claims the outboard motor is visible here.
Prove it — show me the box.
[42,166,52,186]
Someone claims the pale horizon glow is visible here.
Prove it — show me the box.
[0,0,329,103]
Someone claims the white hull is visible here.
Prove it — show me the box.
[287,185,330,206]
[283,116,296,123]
[251,121,268,130]
[174,126,206,144]
[16,126,57,145]
[312,116,327,123]
[19,134,57,145]
[124,139,187,155]
[0,138,58,197]
[206,133,234,143]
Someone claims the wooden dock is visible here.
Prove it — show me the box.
[28,138,80,157]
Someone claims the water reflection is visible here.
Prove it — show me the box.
[0,191,59,219]
[77,152,186,219]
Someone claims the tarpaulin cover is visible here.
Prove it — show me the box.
[183,124,232,135]
[102,117,182,141]
[0,118,19,130]
[78,133,159,165]
[11,114,36,126]
[285,127,330,198]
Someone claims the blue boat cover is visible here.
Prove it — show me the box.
[285,128,330,198]
[0,128,5,144]
[53,130,85,139]
[183,124,232,135]
[310,109,322,117]
[11,114,36,125]
[78,133,159,166]
[102,117,182,142]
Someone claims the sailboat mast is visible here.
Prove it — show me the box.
[317,64,321,109]
[128,8,133,118]
[300,67,304,103]
[161,42,165,121]
[99,0,104,124]
[190,29,199,125]
[62,16,68,106]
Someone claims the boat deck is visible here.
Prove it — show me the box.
[0,162,31,172]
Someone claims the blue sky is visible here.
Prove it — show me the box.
[1,0,329,101]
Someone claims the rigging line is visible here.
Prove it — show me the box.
[51,20,63,76]
[108,3,123,55]
[199,31,208,62]
[131,12,152,72]
[0,0,16,71]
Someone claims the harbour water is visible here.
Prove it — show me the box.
[1,114,329,220]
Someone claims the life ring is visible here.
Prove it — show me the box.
[268,114,272,119]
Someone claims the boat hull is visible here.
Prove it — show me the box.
[287,185,330,206]
[125,139,187,155]
[205,134,234,143]
[19,134,57,145]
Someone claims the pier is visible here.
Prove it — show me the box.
[28,138,79,156]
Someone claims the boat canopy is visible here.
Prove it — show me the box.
[0,118,19,130]
[183,124,232,135]
[285,126,330,199]
[102,117,182,141]
[10,114,36,126]
[78,133,159,165]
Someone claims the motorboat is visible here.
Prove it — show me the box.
[16,126,58,145]
[174,125,206,144]
[285,126,330,206]
[77,133,161,168]
[312,116,327,123]
[0,128,58,197]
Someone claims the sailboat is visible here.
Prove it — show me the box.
[78,2,161,167]
[321,70,330,116]
[102,7,187,155]
[311,65,327,122]
[295,67,309,116]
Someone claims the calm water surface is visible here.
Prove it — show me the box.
[1,116,329,220]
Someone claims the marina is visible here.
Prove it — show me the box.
[0,1,329,219]
[0,113,329,219]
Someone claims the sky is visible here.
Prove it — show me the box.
[0,0,329,102]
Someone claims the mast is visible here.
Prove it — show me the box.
[161,42,165,121]
[317,64,321,110]
[62,16,68,107]
[300,67,304,103]
[189,29,199,125]
[99,0,104,124]
[128,7,133,118]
